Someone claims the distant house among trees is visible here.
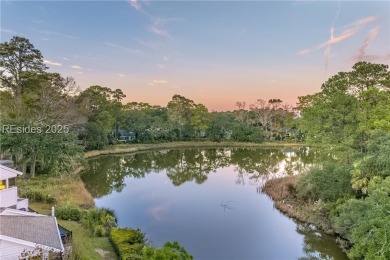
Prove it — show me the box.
[114,129,136,142]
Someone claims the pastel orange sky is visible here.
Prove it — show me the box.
[2,1,389,111]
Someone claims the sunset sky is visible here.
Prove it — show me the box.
[1,1,389,111]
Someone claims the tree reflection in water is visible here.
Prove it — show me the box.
[81,147,347,259]
[81,147,314,197]
[296,223,346,260]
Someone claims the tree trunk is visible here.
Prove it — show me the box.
[30,155,37,178]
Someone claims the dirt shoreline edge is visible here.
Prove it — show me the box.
[262,175,350,254]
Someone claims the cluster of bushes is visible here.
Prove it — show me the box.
[56,204,116,237]
[56,206,193,259]
[55,203,83,221]
[17,177,57,204]
[22,188,57,204]
[143,242,194,260]
[109,228,146,259]
[109,228,193,260]
[294,131,390,259]
[296,163,354,202]
[82,208,117,237]
[329,177,390,259]
[231,124,265,143]
[54,202,193,259]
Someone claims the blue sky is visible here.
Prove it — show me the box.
[1,1,389,111]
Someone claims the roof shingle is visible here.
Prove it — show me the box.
[0,215,63,250]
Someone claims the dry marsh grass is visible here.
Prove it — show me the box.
[262,175,333,233]
[17,172,94,208]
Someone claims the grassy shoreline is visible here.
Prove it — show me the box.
[84,141,304,158]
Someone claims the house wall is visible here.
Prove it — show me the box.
[0,239,35,260]
[0,187,17,208]
[16,198,29,210]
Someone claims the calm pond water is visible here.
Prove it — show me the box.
[81,148,348,260]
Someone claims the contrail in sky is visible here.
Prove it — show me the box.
[324,3,341,76]
[357,27,380,61]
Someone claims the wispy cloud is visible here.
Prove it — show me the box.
[352,16,378,27]
[129,0,141,11]
[129,0,152,13]
[71,65,82,69]
[148,203,169,222]
[149,18,183,38]
[118,73,125,78]
[104,42,143,55]
[0,28,20,34]
[43,59,62,67]
[356,27,380,61]
[128,0,151,17]
[149,26,169,37]
[128,1,181,38]
[324,5,341,75]
[297,16,377,56]
[33,29,77,39]
[63,57,70,61]
[148,79,168,86]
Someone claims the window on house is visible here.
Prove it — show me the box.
[8,177,16,187]
[0,179,6,190]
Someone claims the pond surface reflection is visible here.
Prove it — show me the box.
[81,148,348,260]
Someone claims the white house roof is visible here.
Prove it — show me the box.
[0,208,43,216]
[0,164,23,180]
[0,215,63,250]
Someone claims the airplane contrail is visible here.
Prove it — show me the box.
[324,3,341,76]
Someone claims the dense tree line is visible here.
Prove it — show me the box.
[296,61,390,259]
[1,37,299,177]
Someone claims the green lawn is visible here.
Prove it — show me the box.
[58,220,118,260]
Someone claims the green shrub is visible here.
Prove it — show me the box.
[296,162,354,202]
[119,244,144,259]
[82,208,117,236]
[22,189,56,204]
[93,224,106,237]
[109,228,146,259]
[56,206,116,235]
[55,203,83,221]
[79,122,108,151]
[330,177,390,259]
[142,241,193,260]
[231,123,264,143]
